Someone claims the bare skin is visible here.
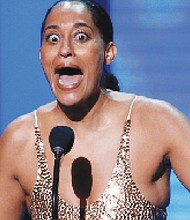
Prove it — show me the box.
[0,2,190,219]
[1,91,190,219]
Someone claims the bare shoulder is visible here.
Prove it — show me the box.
[0,111,38,218]
[36,100,57,113]
[1,112,35,143]
[137,96,190,172]
[133,97,190,190]
[121,95,190,188]
[1,101,56,140]
[106,90,135,102]
[0,112,36,220]
[0,111,37,163]
[135,95,189,126]
[107,90,189,125]
[0,101,56,149]
[105,90,186,123]
[108,91,190,143]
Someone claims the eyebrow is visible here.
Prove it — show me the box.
[73,22,93,31]
[44,24,60,32]
[44,22,93,32]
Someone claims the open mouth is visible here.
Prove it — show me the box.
[55,67,83,88]
[55,67,82,76]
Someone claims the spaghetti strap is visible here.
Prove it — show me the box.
[34,110,38,128]
[127,96,137,121]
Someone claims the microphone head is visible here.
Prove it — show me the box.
[49,126,74,156]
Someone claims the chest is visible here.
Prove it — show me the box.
[29,134,168,220]
[53,130,124,206]
[25,120,169,209]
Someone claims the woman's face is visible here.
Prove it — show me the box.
[40,1,109,106]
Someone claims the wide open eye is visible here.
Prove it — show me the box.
[74,31,89,42]
[47,34,60,44]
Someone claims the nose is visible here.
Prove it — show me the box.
[59,39,73,58]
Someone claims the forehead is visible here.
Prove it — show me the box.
[45,1,94,26]
[54,1,88,14]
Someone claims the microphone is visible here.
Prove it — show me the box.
[49,126,74,220]
[49,126,74,157]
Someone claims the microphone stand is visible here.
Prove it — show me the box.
[49,126,74,220]
[80,199,87,220]
[52,148,64,220]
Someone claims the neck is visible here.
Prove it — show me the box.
[57,90,108,123]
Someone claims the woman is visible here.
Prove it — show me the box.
[0,0,190,219]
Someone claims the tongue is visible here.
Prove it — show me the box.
[58,75,82,86]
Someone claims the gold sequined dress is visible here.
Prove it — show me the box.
[30,98,167,219]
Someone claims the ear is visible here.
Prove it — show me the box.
[104,42,117,65]
[39,48,42,61]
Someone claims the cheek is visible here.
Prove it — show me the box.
[78,45,104,68]
[40,49,55,79]
[85,47,105,80]
[41,49,53,66]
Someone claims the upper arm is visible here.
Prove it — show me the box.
[137,97,190,191]
[0,117,33,219]
[165,107,190,191]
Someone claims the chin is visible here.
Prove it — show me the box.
[56,93,85,107]
[54,85,100,108]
